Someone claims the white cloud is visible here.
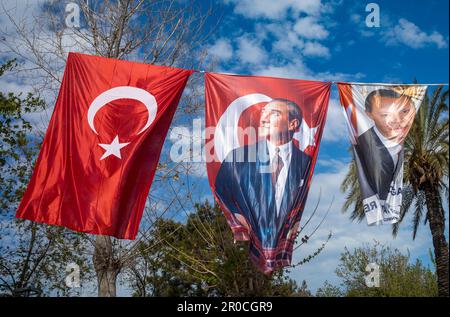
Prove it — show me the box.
[294,16,329,40]
[360,30,376,38]
[264,22,304,55]
[303,41,330,58]
[236,36,268,65]
[246,59,364,84]
[225,0,323,20]
[383,18,448,49]
[314,71,365,82]
[0,0,99,103]
[272,31,305,55]
[321,98,348,142]
[252,60,310,80]
[317,158,349,171]
[290,161,436,293]
[221,0,336,72]
[260,22,286,38]
[0,77,33,96]
[208,38,234,61]
[0,0,44,23]
[350,13,361,24]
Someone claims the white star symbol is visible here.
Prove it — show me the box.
[98,135,130,160]
[293,120,319,151]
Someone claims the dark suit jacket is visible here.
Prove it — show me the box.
[214,140,311,249]
[354,127,401,201]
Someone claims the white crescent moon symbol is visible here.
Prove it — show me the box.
[87,86,158,135]
[214,94,318,161]
[214,93,272,162]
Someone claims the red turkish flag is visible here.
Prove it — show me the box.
[205,73,331,273]
[16,52,192,239]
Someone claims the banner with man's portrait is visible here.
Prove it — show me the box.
[205,73,331,274]
[338,84,427,226]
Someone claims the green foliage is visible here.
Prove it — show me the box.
[321,242,438,297]
[339,86,449,295]
[0,221,93,297]
[340,86,449,237]
[126,201,314,297]
[0,59,46,211]
[397,86,449,238]
[0,60,92,296]
[291,232,331,268]
[315,280,344,297]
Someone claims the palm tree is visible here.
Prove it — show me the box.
[341,86,449,297]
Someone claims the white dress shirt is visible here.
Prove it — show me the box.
[373,126,402,167]
[267,140,292,216]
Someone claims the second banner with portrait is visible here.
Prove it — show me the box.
[338,83,427,226]
[205,73,331,274]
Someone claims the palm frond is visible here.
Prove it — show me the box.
[412,190,426,240]
[340,85,448,241]
[392,185,415,237]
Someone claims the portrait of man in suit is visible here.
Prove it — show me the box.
[355,89,416,202]
[214,98,311,249]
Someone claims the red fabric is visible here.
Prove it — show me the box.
[206,73,330,192]
[205,73,331,273]
[16,52,192,239]
[337,83,358,134]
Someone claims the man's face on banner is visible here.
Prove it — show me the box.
[259,100,299,145]
[366,95,415,143]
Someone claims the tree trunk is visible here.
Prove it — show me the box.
[93,235,121,297]
[97,268,120,297]
[424,186,449,297]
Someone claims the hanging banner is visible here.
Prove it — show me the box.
[205,73,331,274]
[338,83,427,225]
[16,52,193,239]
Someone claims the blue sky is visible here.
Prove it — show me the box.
[0,0,449,295]
[206,0,448,84]
[176,0,450,293]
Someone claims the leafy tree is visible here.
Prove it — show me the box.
[0,60,92,297]
[315,280,344,297]
[340,86,449,296]
[318,242,438,297]
[126,201,319,297]
[0,59,44,211]
[1,0,214,296]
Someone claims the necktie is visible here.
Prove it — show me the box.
[271,147,284,187]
